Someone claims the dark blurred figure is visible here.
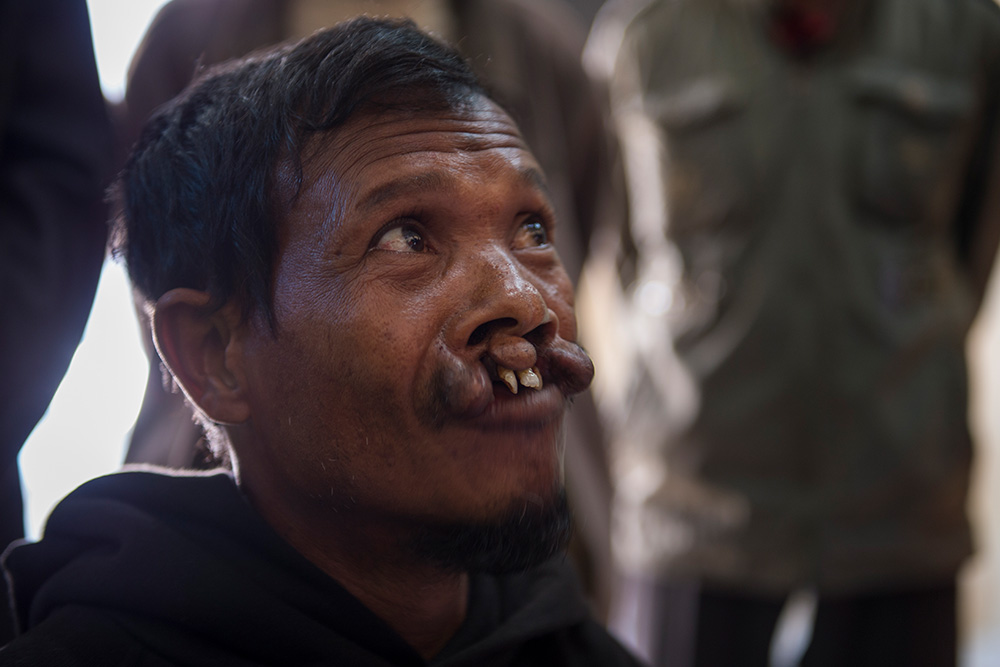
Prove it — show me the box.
[0,0,113,644]
[118,0,624,617]
[585,0,1000,664]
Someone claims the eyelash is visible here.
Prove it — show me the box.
[369,208,555,252]
[369,210,426,251]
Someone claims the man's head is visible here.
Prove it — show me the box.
[114,18,594,574]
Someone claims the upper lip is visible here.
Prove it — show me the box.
[466,339,593,426]
[427,335,594,426]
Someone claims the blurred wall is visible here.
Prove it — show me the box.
[964,268,1000,663]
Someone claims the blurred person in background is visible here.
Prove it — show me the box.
[567,0,608,25]
[117,0,625,616]
[0,0,113,644]
[583,0,1000,664]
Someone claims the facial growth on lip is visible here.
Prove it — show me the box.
[424,284,597,422]
[490,306,551,395]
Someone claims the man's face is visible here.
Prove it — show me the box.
[232,96,593,566]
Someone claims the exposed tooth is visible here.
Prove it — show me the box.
[498,366,518,394]
[518,367,542,390]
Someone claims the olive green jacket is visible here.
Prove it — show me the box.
[595,0,1000,592]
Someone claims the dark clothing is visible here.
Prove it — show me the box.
[0,0,112,643]
[613,575,956,667]
[613,576,786,667]
[0,471,640,666]
[802,584,957,667]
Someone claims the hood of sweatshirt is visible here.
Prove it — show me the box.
[4,469,601,666]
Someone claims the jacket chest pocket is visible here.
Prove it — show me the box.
[646,78,752,239]
[849,66,973,228]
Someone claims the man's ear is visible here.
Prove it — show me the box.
[152,289,251,425]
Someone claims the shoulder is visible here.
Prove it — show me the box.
[968,0,1000,41]
[53,468,237,509]
[1,608,148,667]
[124,0,279,135]
[592,0,703,70]
[502,616,642,666]
[476,559,643,666]
[958,0,1000,18]
[457,0,587,65]
[619,0,710,45]
[550,619,643,666]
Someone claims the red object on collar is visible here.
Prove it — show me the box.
[769,5,839,57]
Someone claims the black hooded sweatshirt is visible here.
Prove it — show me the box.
[0,470,639,666]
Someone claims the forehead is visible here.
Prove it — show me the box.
[290,96,546,223]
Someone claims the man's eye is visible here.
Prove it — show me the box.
[513,218,549,249]
[373,225,426,253]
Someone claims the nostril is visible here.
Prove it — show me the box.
[525,307,558,347]
[468,318,518,347]
[524,319,557,347]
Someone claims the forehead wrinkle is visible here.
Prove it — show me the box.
[357,170,453,214]
[301,97,529,186]
[354,159,551,221]
[295,106,541,238]
[293,131,378,240]
[347,126,528,167]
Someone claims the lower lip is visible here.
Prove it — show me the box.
[465,384,566,431]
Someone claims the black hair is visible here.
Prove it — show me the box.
[113,17,488,328]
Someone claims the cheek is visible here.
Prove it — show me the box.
[537,267,578,339]
[261,286,439,455]
[240,325,415,507]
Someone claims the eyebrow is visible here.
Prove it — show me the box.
[355,166,551,215]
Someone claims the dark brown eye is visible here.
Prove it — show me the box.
[513,218,549,249]
[374,225,426,253]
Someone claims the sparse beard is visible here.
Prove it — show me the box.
[408,487,571,574]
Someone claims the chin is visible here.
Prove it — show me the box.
[408,486,571,574]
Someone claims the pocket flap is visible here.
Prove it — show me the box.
[849,64,973,124]
[645,78,745,130]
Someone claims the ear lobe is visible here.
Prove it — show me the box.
[152,289,251,425]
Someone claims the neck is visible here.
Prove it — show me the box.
[253,495,469,659]
[335,558,469,659]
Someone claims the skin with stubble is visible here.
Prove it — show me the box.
[153,95,594,658]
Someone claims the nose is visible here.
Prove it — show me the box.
[453,247,558,361]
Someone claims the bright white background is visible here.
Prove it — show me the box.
[15,2,1000,664]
